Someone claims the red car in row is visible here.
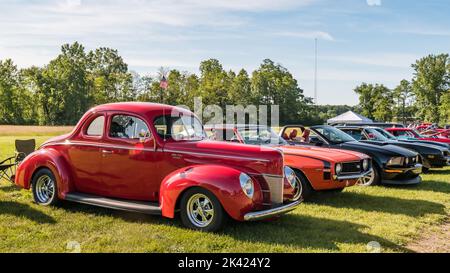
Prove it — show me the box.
[15,103,302,232]
[385,128,450,144]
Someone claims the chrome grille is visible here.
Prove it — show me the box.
[263,175,284,205]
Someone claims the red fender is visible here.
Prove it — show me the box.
[159,165,264,221]
[15,148,74,199]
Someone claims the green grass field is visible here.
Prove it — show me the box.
[0,129,449,253]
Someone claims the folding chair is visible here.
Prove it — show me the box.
[0,139,36,182]
[0,156,16,182]
[15,139,36,163]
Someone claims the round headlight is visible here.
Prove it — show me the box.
[239,173,254,199]
[362,159,369,171]
[284,166,302,200]
[284,166,297,188]
[335,163,343,175]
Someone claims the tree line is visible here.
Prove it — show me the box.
[354,54,449,125]
[2,42,447,126]
[1,42,326,126]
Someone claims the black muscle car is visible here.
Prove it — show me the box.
[280,125,422,186]
[337,126,450,171]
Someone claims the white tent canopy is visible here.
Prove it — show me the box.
[327,111,373,124]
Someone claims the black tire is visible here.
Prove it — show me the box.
[180,187,227,232]
[32,168,59,206]
[359,164,381,186]
[294,170,314,201]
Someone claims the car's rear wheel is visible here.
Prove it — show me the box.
[180,188,226,232]
[358,165,380,186]
[32,168,59,206]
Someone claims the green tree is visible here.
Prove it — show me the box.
[87,47,135,104]
[412,54,449,124]
[440,91,450,124]
[393,79,416,123]
[0,59,34,124]
[354,83,393,121]
[30,42,92,125]
[228,69,251,106]
[198,59,231,108]
[251,59,308,124]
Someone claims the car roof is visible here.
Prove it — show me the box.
[386,128,411,131]
[89,102,193,117]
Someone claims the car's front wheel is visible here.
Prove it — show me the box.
[32,168,59,206]
[180,188,226,232]
[358,165,380,186]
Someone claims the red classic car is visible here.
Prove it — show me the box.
[204,125,372,200]
[14,103,302,231]
[386,128,450,144]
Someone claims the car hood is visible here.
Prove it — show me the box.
[360,140,445,155]
[341,141,418,157]
[163,140,284,176]
[399,139,450,150]
[279,145,368,162]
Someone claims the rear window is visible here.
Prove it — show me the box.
[86,116,105,136]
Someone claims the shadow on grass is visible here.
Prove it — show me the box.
[57,201,176,227]
[409,180,450,194]
[224,214,410,252]
[427,168,450,175]
[310,192,446,217]
[0,183,20,193]
[61,200,410,252]
[0,201,56,224]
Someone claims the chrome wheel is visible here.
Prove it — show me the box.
[35,175,55,204]
[291,176,303,201]
[186,193,214,228]
[358,170,375,186]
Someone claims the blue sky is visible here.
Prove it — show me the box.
[0,0,449,105]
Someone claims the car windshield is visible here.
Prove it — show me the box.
[312,126,356,144]
[374,128,397,140]
[154,115,206,141]
[237,126,288,146]
[364,128,390,141]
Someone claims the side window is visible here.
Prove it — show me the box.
[347,130,363,140]
[86,116,105,136]
[109,115,150,139]
[154,116,168,138]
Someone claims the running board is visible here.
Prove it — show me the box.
[65,193,161,215]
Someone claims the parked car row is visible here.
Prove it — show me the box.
[12,103,450,232]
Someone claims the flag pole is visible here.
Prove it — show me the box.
[314,38,318,105]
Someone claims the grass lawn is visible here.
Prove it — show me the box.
[0,130,449,253]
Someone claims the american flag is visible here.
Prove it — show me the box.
[160,76,168,90]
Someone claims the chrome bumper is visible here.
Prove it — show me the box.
[333,169,373,180]
[244,200,301,221]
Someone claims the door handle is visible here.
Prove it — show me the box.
[102,149,113,155]
[171,153,183,159]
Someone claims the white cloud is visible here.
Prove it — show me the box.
[274,31,335,41]
[366,0,382,6]
[321,53,419,68]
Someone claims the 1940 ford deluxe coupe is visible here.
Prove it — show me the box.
[14,103,302,231]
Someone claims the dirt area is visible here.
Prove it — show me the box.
[0,125,73,136]
[407,220,450,253]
